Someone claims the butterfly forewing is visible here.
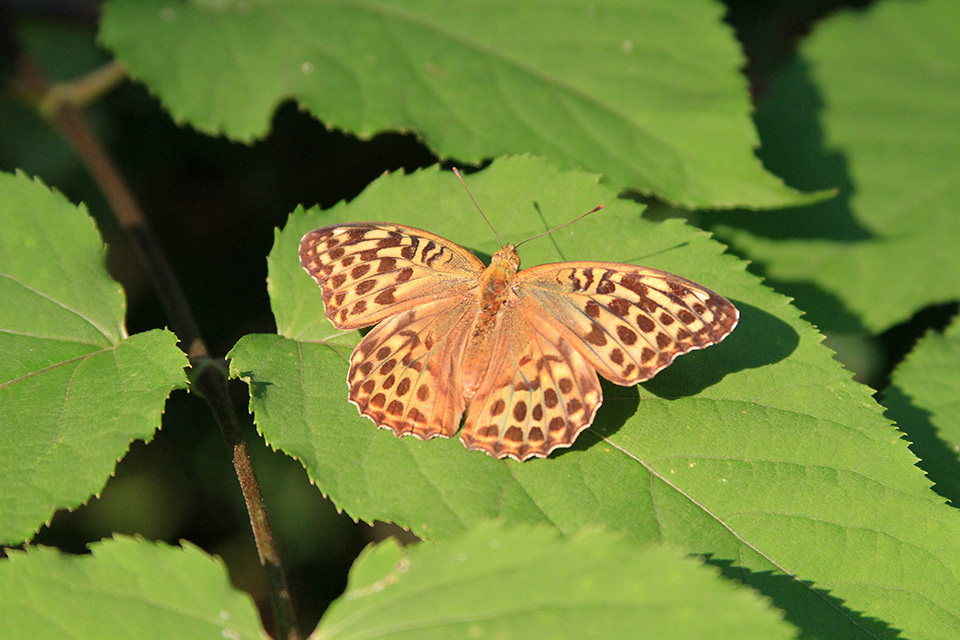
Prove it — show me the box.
[518,263,739,386]
[299,222,484,330]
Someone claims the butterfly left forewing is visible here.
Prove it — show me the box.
[518,262,739,386]
[300,222,485,330]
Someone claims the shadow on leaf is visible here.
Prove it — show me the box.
[704,554,903,640]
[644,300,799,399]
[882,385,960,507]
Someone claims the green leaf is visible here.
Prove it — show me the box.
[884,315,960,506]
[98,0,816,209]
[0,536,268,640]
[315,522,796,640]
[230,156,960,639]
[712,0,960,333]
[0,172,188,544]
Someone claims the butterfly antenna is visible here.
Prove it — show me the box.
[515,204,604,249]
[453,167,504,248]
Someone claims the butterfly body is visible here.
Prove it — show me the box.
[462,245,521,398]
[300,222,738,461]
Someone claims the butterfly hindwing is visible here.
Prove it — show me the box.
[460,307,602,460]
[348,296,476,440]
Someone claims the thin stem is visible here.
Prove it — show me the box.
[56,103,209,358]
[16,54,302,640]
[39,60,129,118]
[193,361,298,640]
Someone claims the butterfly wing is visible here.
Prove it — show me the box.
[518,262,739,385]
[460,261,738,461]
[348,296,477,440]
[459,306,602,460]
[300,222,485,330]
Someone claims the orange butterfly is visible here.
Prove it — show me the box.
[300,209,737,461]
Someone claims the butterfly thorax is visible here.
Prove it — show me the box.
[478,245,520,313]
[461,245,521,399]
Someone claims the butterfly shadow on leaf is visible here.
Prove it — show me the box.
[235,370,274,401]
[641,299,798,400]
[558,301,798,458]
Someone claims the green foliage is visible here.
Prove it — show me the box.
[884,315,960,506]
[98,0,817,209]
[712,0,960,333]
[0,172,187,544]
[2,1,959,640]
[314,523,796,640]
[231,157,958,639]
[0,536,268,640]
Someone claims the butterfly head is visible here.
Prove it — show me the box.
[490,244,521,275]
[477,244,521,309]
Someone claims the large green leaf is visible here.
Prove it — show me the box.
[0,536,267,640]
[98,0,815,209]
[315,522,796,640]
[712,0,960,333]
[0,172,188,544]
[884,315,960,506]
[230,156,960,639]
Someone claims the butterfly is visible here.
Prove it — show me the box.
[299,214,738,461]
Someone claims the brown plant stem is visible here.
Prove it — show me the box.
[15,55,301,640]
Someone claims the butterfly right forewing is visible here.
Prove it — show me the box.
[518,262,739,386]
